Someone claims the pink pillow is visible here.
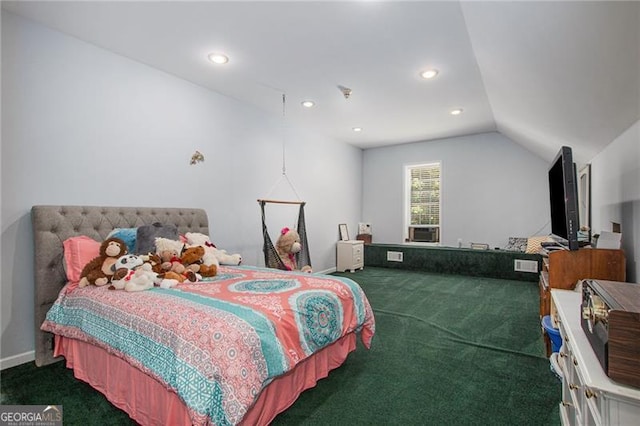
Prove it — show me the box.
[63,236,101,283]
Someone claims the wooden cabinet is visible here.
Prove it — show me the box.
[539,248,625,317]
[552,290,640,425]
[539,248,625,355]
[337,240,364,273]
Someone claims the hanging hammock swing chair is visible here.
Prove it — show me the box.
[258,199,311,271]
[257,93,311,271]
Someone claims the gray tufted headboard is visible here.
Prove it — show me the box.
[31,205,210,367]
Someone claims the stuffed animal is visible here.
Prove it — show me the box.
[155,237,187,274]
[275,227,312,273]
[180,247,202,274]
[109,254,157,292]
[157,270,195,284]
[79,237,128,287]
[109,254,179,290]
[184,232,242,266]
[181,246,217,278]
[152,238,201,282]
[141,252,191,286]
[143,253,164,274]
[182,233,221,273]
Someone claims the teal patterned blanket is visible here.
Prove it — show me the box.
[42,266,375,425]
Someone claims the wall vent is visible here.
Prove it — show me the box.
[387,251,404,262]
[514,259,538,273]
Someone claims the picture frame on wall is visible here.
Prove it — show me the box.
[339,224,350,241]
[578,164,591,241]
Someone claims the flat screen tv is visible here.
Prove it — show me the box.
[548,146,580,250]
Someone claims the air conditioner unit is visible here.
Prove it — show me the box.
[408,226,439,243]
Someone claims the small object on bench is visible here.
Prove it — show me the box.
[356,234,372,244]
[541,241,561,248]
[470,242,489,250]
[504,237,528,252]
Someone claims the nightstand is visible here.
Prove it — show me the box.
[336,240,364,273]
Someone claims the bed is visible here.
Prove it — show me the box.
[32,205,375,425]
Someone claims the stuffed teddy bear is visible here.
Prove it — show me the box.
[275,227,312,273]
[153,237,201,282]
[182,233,221,273]
[181,246,217,278]
[109,254,157,292]
[184,232,242,266]
[154,237,187,274]
[79,237,128,287]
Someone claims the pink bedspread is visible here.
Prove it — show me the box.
[42,266,375,425]
[55,333,357,426]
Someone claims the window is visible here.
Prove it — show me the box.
[405,162,441,243]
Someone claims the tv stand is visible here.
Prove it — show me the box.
[539,248,626,356]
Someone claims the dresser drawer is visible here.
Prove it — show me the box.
[351,243,363,264]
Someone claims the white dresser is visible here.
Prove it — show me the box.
[551,290,640,425]
[336,240,364,273]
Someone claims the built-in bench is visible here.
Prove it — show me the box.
[364,243,542,282]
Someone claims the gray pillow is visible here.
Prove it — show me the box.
[135,222,179,254]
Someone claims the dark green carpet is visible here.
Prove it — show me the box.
[1,267,560,425]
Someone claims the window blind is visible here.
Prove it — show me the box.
[409,163,440,226]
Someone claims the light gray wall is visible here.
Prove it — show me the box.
[1,12,362,364]
[362,132,550,248]
[590,120,639,282]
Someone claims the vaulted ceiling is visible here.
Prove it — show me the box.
[3,1,639,163]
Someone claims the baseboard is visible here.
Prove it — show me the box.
[316,267,337,275]
[1,350,35,370]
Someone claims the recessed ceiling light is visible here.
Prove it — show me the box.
[450,108,463,115]
[420,69,439,79]
[208,53,229,64]
[352,127,363,132]
[301,100,315,108]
